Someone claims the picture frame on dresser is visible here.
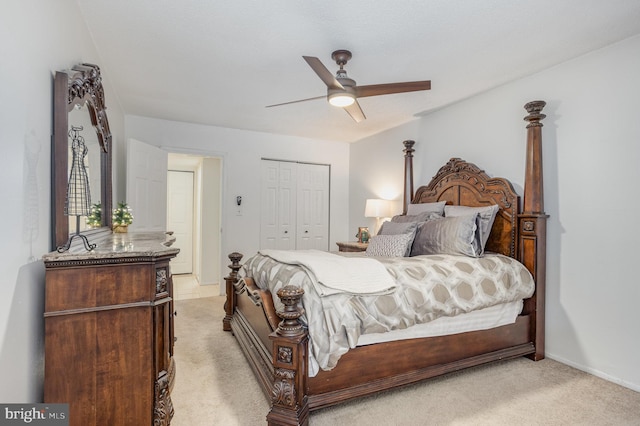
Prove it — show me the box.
[357,227,370,243]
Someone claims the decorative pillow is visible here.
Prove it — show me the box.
[410,214,482,257]
[366,233,415,257]
[378,221,418,256]
[444,204,499,249]
[390,211,442,223]
[406,201,446,216]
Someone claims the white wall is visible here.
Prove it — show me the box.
[350,35,640,391]
[126,116,351,287]
[0,0,125,401]
[201,157,222,285]
[348,121,421,234]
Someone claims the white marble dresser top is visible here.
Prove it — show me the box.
[43,232,179,262]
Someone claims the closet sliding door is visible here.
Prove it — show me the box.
[260,160,329,251]
[296,163,329,250]
[261,160,297,250]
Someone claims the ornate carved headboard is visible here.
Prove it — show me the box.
[412,158,520,258]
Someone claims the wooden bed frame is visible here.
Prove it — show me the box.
[223,100,547,425]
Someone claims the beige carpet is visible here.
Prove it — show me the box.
[171,296,640,425]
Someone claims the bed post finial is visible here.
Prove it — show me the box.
[524,100,546,127]
[274,286,305,337]
[223,252,243,332]
[403,140,415,215]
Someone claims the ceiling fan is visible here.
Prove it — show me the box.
[266,50,431,123]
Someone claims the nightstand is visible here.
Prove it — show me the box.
[336,241,369,252]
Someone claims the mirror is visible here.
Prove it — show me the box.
[52,63,113,250]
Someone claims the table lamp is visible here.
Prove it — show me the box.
[364,198,393,235]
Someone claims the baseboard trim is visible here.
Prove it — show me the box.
[546,353,640,392]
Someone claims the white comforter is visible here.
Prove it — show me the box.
[259,249,395,296]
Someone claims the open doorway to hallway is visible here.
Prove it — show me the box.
[167,153,222,296]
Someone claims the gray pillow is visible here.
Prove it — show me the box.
[406,201,446,216]
[365,233,415,257]
[410,214,482,257]
[379,221,418,236]
[391,211,442,223]
[444,204,499,250]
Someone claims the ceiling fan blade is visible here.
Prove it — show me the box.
[303,56,344,90]
[266,95,326,108]
[343,100,366,123]
[355,80,431,98]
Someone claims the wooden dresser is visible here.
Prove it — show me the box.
[42,233,179,426]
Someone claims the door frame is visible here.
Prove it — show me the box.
[164,146,227,293]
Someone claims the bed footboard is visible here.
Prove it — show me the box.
[223,253,311,426]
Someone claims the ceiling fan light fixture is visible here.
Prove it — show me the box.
[268,50,431,123]
[328,92,355,107]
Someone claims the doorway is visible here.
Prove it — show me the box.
[167,153,222,299]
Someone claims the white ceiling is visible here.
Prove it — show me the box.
[77,0,640,143]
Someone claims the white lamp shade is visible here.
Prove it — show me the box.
[364,199,392,218]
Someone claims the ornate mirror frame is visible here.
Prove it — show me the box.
[52,63,113,250]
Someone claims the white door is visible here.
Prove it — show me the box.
[260,160,297,250]
[296,163,330,251]
[260,160,329,251]
[167,170,194,274]
[126,138,168,232]
[278,162,297,248]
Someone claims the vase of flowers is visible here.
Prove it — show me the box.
[112,201,133,233]
[86,203,102,228]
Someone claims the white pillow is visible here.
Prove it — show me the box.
[366,233,414,257]
[406,201,446,216]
